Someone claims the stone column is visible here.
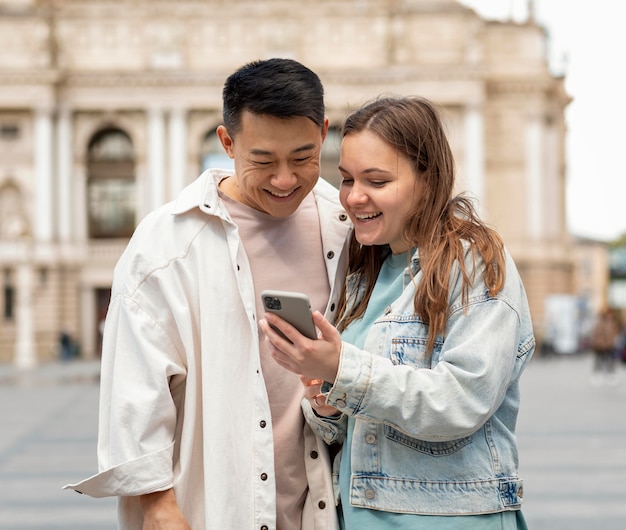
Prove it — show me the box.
[147,107,166,211]
[544,119,561,239]
[526,113,543,240]
[34,107,54,242]
[464,103,485,214]
[56,106,73,243]
[169,107,187,200]
[14,260,37,369]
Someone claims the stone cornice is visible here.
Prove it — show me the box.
[0,67,568,107]
[0,70,60,84]
[1,66,491,89]
[319,65,488,85]
[63,71,226,87]
[487,77,566,96]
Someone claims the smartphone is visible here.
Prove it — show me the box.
[261,290,317,340]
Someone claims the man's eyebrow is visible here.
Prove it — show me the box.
[249,144,317,156]
[293,143,316,154]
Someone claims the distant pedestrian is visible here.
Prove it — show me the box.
[59,331,73,362]
[590,308,619,385]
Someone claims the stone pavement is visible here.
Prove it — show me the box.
[0,353,624,529]
[0,359,115,529]
[516,353,626,529]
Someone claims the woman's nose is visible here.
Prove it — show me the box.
[346,184,367,206]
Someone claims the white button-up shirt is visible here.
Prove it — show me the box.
[64,170,350,530]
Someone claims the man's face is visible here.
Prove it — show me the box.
[217,111,329,217]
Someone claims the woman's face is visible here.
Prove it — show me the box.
[339,130,421,254]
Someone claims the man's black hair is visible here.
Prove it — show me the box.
[222,58,325,136]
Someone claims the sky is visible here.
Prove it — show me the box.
[458,0,626,242]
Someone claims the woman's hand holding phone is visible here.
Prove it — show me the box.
[260,309,342,385]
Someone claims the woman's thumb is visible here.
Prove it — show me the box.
[312,311,337,339]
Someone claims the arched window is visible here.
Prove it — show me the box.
[87,128,136,239]
[200,128,233,173]
[320,126,341,188]
[0,181,28,240]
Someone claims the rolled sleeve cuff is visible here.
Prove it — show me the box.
[62,443,174,498]
[302,400,346,445]
[326,342,372,415]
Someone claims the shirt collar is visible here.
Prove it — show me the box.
[172,168,234,216]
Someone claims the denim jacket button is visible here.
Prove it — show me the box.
[365,489,375,499]
[335,399,346,408]
[365,434,376,444]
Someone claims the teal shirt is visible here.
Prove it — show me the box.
[339,251,526,530]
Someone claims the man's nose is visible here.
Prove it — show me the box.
[271,164,297,189]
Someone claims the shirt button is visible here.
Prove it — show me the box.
[326,251,335,259]
[336,398,346,408]
[260,473,268,481]
[339,213,347,221]
[310,450,319,459]
[261,526,269,530]
[318,500,326,509]
[365,489,375,499]
[365,434,376,444]
[260,420,267,428]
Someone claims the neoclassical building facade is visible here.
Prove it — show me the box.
[0,0,573,364]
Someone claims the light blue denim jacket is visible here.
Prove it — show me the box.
[304,245,535,515]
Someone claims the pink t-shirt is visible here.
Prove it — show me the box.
[221,190,330,530]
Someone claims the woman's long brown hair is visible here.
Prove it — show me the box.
[335,97,506,353]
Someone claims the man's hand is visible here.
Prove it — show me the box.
[140,489,191,530]
[302,377,341,417]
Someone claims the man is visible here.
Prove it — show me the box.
[65,58,350,530]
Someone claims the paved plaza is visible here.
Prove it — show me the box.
[0,352,625,529]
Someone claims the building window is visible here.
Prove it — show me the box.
[87,128,136,239]
[0,181,28,240]
[3,269,14,321]
[200,128,233,172]
[0,123,19,140]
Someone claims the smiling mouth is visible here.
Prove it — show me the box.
[266,189,297,198]
[355,212,382,221]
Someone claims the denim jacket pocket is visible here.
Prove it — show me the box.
[388,337,441,368]
[384,425,473,456]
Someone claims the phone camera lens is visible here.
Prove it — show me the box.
[264,296,282,310]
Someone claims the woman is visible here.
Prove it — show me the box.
[260,96,534,528]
